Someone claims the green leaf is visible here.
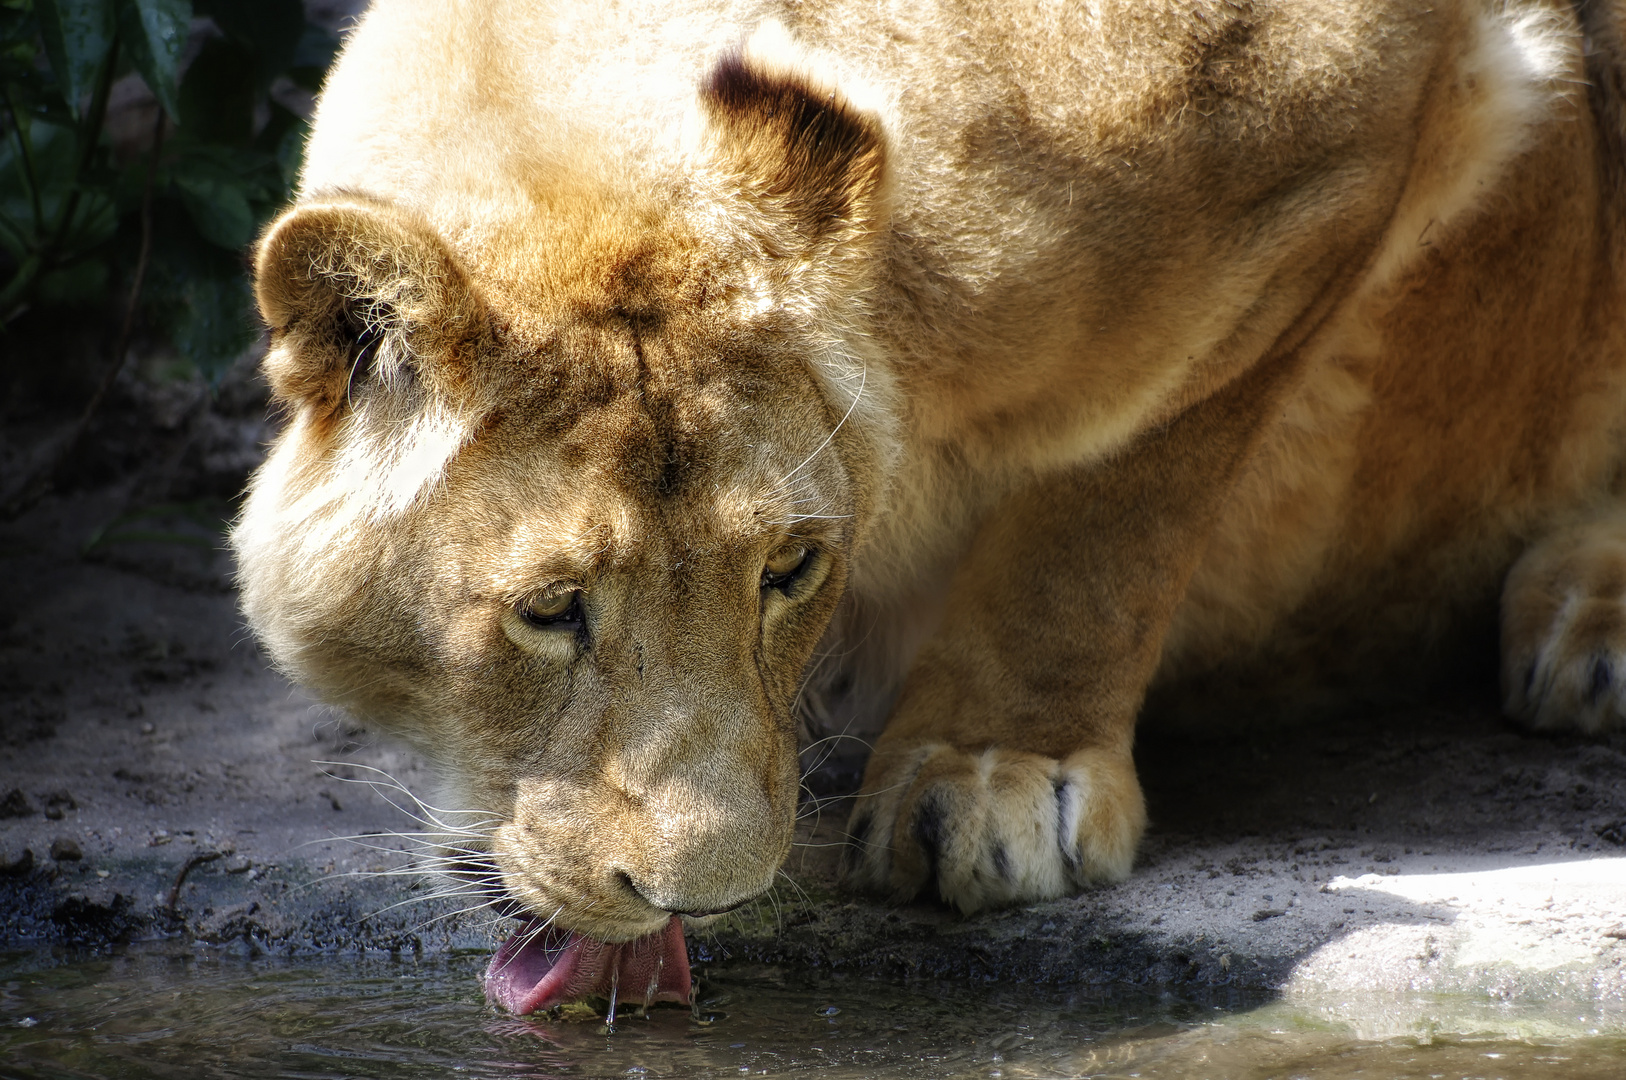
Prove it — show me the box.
[60,187,118,251]
[8,119,82,222]
[274,114,306,189]
[35,0,116,116]
[117,0,190,120]
[36,255,108,304]
[0,107,39,237]
[0,209,30,259]
[173,168,253,249]
[171,269,253,379]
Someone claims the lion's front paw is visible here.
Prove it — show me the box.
[1503,519,1626,732]
[842,743,1146,912]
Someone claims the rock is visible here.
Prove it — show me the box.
[0,849,34,876]
[41,790,77,812]
[49,891,135,944]
[49,838,83,862]
[0,788,34,818]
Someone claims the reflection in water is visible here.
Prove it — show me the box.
[1,947,1623,1078]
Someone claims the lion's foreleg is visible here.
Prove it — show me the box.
[844,353,1310,911]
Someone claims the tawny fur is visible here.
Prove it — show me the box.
[234,0,1626,928]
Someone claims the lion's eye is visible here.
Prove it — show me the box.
[762,543,812,591]
[518,589,582,628]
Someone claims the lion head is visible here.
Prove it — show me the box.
[233,36,895,1007]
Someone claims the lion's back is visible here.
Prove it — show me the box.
[292,0,1626,702]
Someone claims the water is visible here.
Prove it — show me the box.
[2,947,1623,1079]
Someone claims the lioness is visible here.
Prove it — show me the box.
[234,0,1626,1012]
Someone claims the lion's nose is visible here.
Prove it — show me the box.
[617,870,758,917]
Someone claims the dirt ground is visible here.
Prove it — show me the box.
[3,364,1626,1038]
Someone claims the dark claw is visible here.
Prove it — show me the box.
[991,843,1011,883]
[1054,778,1080,873]
[912,793,947,881]
[1589,655,1613,706]
[841,810,874,873]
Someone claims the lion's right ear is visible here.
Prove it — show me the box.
[699,24,889,260]
[254,198,486,415]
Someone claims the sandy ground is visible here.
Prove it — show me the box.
[4,457,1626,1039]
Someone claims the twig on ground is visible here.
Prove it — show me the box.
[164,850,225,912]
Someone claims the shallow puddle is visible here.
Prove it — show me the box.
[1,947,1623,1079]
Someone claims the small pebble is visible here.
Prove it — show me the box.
[0,788,33,818]
[42,790,76,810]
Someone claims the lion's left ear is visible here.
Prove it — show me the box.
[254,197,488,416]
[700,27,889,257]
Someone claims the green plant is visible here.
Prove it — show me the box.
[0,0,335,379]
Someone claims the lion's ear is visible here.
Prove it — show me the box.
[700,30,889,255]
[253,198,486,415]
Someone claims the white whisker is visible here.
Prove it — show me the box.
[768,363,867,497]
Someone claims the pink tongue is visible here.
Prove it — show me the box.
[484,915,691,1015]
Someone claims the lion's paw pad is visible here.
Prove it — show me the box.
[842,745,1145,912]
